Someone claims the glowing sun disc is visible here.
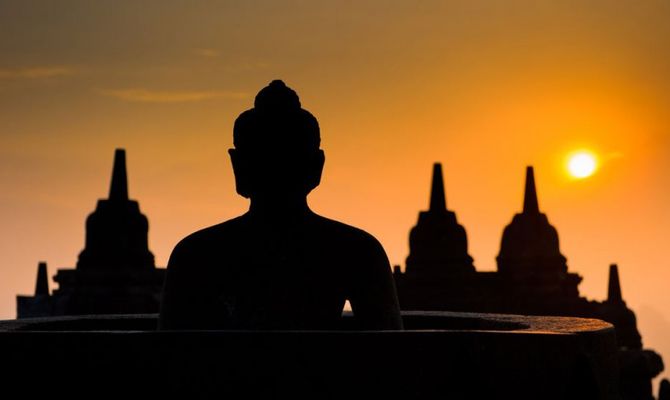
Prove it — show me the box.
[567,152,598,179]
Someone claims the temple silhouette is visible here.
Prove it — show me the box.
[14,151,666,399]
[396,165,608,321]
[16,149,165,317]
[394,163,663,399]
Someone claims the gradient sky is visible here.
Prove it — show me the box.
[1,0,669,385]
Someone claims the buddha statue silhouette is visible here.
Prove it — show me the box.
[159,80,403,330]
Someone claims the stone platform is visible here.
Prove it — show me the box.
[0,311,618,399]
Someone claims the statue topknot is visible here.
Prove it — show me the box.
[254,80,301,111]
[233,80,320,153]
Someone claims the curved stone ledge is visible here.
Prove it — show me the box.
[0,311,618,399]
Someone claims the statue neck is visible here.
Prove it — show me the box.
[248,196,311,222]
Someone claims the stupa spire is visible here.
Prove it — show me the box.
[523,166,539,214]
[108,148,128,201]
[429,163,446,212]
[34,262,49,296]
[608,264,623,303]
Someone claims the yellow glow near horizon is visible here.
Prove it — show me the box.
[567,151,598,179]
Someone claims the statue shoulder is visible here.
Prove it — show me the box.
[169,216,247,265]
[310,214,387,257]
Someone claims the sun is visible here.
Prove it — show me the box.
[567,151,598,179]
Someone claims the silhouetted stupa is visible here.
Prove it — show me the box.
[498,166,567,275]
[76,149,155,271]
[496,166,582,300]
[405,163,475,277]
[17,149,165,317]
[597,264,642,349]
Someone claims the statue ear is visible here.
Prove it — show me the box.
[229,149,251,198]
[305,150,325,194]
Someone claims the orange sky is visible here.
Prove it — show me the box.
[1,0,669,385]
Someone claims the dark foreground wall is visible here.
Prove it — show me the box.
[0,312,618,400]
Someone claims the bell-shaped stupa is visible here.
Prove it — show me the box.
[76,149,155,270]
[497,166,568,279]
[405,163,475,276]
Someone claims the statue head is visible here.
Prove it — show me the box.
[229,80,324,201]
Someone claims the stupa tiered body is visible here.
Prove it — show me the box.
[394,164,662,400]
[16,149,165,317]
[404,163,475,277]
